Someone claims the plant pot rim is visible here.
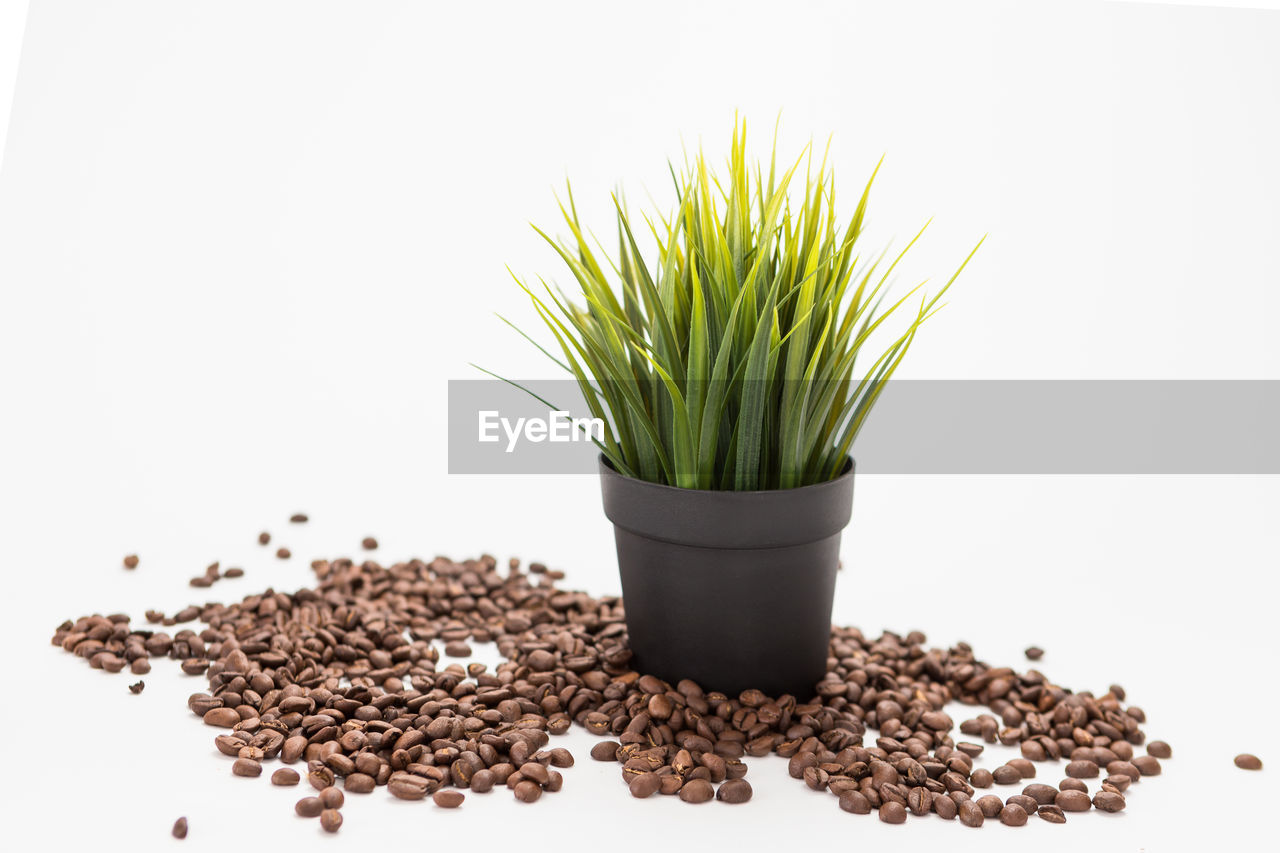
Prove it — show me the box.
[598,454,855,497]
[599,454,855,550]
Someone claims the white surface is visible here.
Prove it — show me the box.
[1,1,1278,852]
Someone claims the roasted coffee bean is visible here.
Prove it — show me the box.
[907,786,931,816]
[232,758,262,777]
[295,797,323,817]
[444,641,472,657]
[290,513,308,523]
[1065,759,1099,779]
[999,804,1028,826]
[1038,804,1066,823]
[276,547,291,559]
[224,567,244,578]
[171,817,187,839]
[976,795,1004,818]
[1234,754,1263,770]
[970,768,993,788]
[320,809,342,833]
[1007,758,1036,779]
[1007,794,1039,816]
[388,775,429,800]
[434,791,465,808]
[257,532,270,545]
[123,555,139,570]
[271,768,300,786]
[344,773,375,794]
[992,765,1021,785]
[933,792,957,820]
[1023,783,1058,805]
[308,767,335,790]
[1147,741,1172,759]
[958,799,985,827]
[1024,645,1043,660]
[128,680,145,694]
[362,537,378,550]
[879,802,907,824]
[319,787,343,809]
[1093,791,1126,812]
[1056,790,1092,812]
[1103,774,1131,792]
[1133,756,1161,777]
[840,791,872,814]
[717,779,752,804]
[548,748,574,768]
[679,779,714,804]
[513,780,542,803]
[203,707,240,728]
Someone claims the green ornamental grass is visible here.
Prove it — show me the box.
[487,121,982,490]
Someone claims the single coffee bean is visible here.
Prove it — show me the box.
[716,779,752,804]
[679,779,714,804]
[513,780,542,803]
[128,681,145,694]
[590,742,619,762]
[444,641,472,657]
[232,758,262,777]
[319,787,343,809]
[999,804,1028,826]
[123,555,139,570]
[469,769,495,794]
[320,809,342,833]
[879,802,907,824]
[992,765,1021,785]
[344,773,375,794]
[976,794,1004,818]
[361,537,378,550]
[1007,794,1039,816]
[271,768,300,786]
[290,513,308,523]
[933,792,957,820]
[295,797,323,817]
[1147,741,1172,759]
[258,531,270,545]
[434,791,465,808]
[1065,760,1099,779]
[1093,791,1126,812]
[1234,754,1263,771]
[276,547,291,559]
[224,567,244,578]
[1107,760,1142,781]
[1056,789,1092,812]
[1007,758,1037,779]
[1024,646,1043,660]
[970,768,993,788]
[907,786,931,816]
[203,707,240,728]
[958,799,985,827]
[1023,783,1058,805]
[1132,755,1162,777]
[1038,804,1067,823]
[1104,774,1131,792]
[839,791,872,814]
[308,768,335,790]
[1060,778,1088,793]
[171,817,187,839]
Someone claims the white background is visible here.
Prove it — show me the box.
[1,1,1278,851]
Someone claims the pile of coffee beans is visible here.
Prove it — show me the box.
[52,549,1182,833]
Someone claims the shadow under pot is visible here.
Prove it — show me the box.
[598,455,855,699]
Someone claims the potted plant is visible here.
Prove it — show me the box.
[500,122,980,698]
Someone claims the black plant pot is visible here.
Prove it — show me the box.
[599,455,855,699]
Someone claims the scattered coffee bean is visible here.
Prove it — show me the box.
[232,758,262,777]
[295,797,323,817]
[679,779,714,804]
[1235,754,1263,770]
[434,791,465,808]
[1038,804,1066,823]
[1056,789,1092,812]
[1147,741,1172,759]
[171,817,187,839]
[1023,783,1058,805]
[1133,755,1162,777]
[319,787,343,809]
[1060,778,1088,793]
[123,554,139,570]
[362,537,378,550]
[444,641,472,657]
[290,513,308,523]
[272,768,300,786]
[717,779,752,803]
[128,680,145,694]
[258,531,270,545]
[1065,760,1099,779]
[879,802,907,824]
[513,780,542,803]
[958,799,985,827]
[275,547,291,559]
[977,795,1004,818]
[999,804,1028,826]
[224,567,244,578]
[1093,791,1126,812]
[1024,646,1044,660]
[320,809,342,833]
